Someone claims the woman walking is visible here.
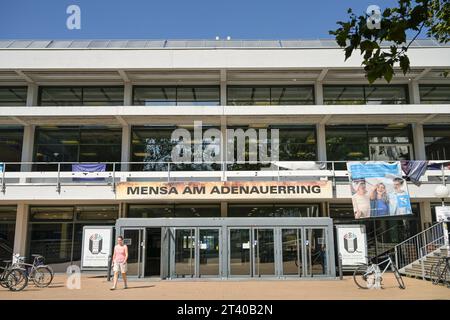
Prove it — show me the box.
[111,235,128,290]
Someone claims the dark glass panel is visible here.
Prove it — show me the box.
[75,205,118,220]
[128,204,174,218]
[30,207,74,221]
[0,87,27,106]
[0,127,23,171]
[133,87,177,106]
[174,204,221,217]
[82,87,123,106]
[424,125,450,160]
[420,85,450,104]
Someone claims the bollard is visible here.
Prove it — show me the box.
[338,253,343,280]
[107,255,112,282]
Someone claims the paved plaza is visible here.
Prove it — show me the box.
[0,273,449,300]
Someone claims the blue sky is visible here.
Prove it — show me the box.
[0,0,415,39]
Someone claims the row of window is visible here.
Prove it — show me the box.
[0,85,449,106]
[0,125,449,171]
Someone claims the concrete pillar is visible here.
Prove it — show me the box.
[408,80,421,105]
[316,123,327,161]
[412,123,426,160]
[220,202,227,217]
[220,116,227,181]
[419,201,433,230]
[124,82,133,106]
[13,203,29,255]
[121,125,131,172]
[315,81,324,105]
[220,69,227,106]
[26,83,38,106]
[20,125,35,174]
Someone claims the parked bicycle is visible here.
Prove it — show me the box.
[12,254,54,288]
[353,253,405,289]
[0,260,28,291]
[430,256,450,287]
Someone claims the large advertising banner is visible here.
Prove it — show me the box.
[116,181,333,200]
[347,161,412,219]
[335,225,367,266]
[81,226,114,270]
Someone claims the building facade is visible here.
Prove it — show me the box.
[0,39,449,278]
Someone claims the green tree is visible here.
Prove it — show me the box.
[330,0,449,83]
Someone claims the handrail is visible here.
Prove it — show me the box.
[395,221,444,248]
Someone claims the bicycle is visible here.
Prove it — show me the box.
[430,256,450,287]
[353,253,405,289]
[12,254,54,288]
[0,260,29,291]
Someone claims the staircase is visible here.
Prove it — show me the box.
[393,221,449,280]
[402,247,449,279]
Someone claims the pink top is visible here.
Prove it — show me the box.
[113,244,127,263]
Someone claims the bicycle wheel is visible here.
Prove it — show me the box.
[31,266,54,288]
[392,267,406,289]
[430,260,443,285]
[6,268,28,292]
[353,264,375,289]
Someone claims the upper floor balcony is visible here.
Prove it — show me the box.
[0,160,448,202]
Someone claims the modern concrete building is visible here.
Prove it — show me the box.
[0,39,449,278]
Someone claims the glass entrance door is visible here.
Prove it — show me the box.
[281,228,302,277]
[198,228,221,277]
[229,228,251,276]
[123,228,145,277]
[305,228,327,277]
[174,228,196,278]
[253,228,275,277]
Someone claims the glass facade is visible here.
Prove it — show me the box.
[424,125,450,160]
[0,206,16,260]
[228,204,321,217]
[419,85,450,104]
[128,204,221,218]
[326,125,413,168]
[27,205,118,271]
[133,86,220,106]
[39,86,124,106]
[227,86,314,105]
[33,126,122,171]
[323,85,408,104]
[227,125,316,170]
[0,127,23,171]
[131,125,221,171]
[0,87,27,106]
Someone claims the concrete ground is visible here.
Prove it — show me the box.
[1,273,449,300]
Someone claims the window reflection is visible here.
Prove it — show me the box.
[39,87,124,106]
[424,125,450,160]
[0,87,27,106]
[33,126,122,171]
[419,85,450,104]
[133,86,220,106]
[323,85,407,104]
[227,86,314,105]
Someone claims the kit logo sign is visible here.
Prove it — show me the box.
[89,234,103,255]
[343,232,360,254]
[116,181,333,200]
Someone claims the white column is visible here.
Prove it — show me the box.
[408,80,421,104]
[26,83,38,106]
[315,81,324,105]
[13,203,29,255]
[220,69,227,106]
[419,201,433,230]
[316,123,327,161]
[220,116,227,181]
[20,125,35,174]
[124,82,132,106]
[221,202,227,217]
[412,123,426,160]
[121,125,131,172]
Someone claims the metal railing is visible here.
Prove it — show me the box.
[0,160,448,193]
[394,221,446,274]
